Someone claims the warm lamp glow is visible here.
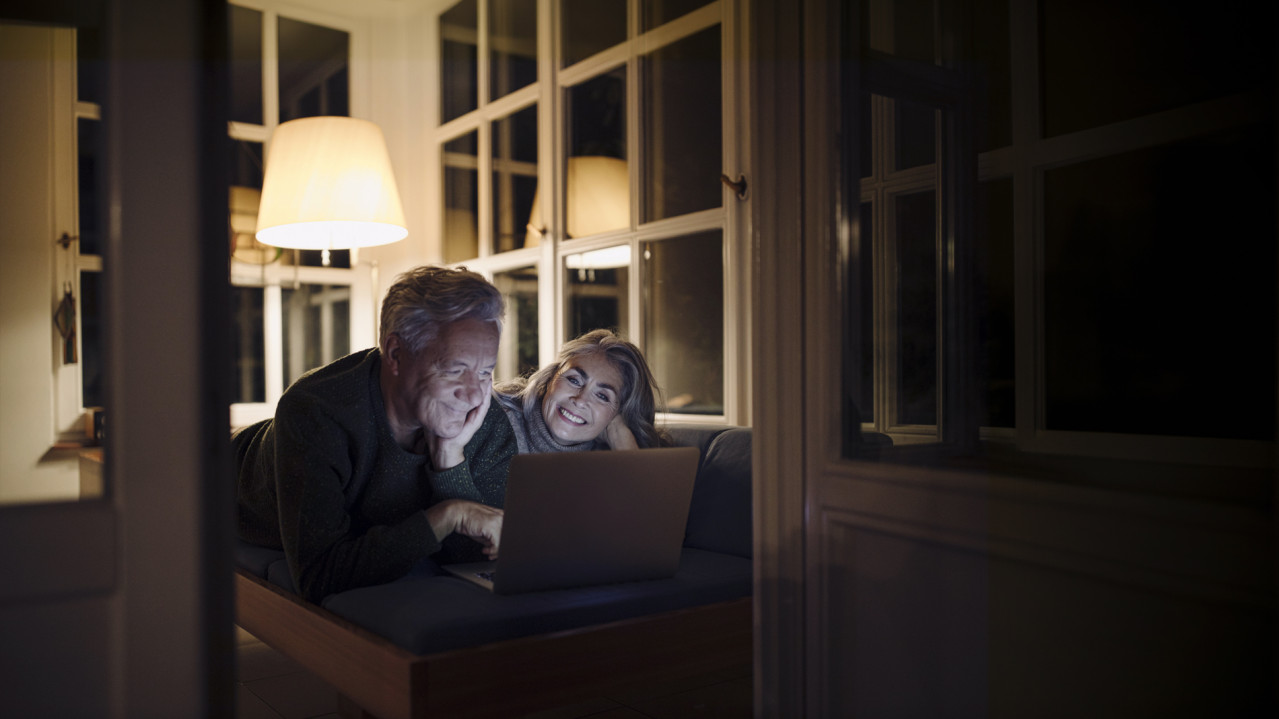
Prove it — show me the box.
[256,116,407,250]
[525,156,629,247]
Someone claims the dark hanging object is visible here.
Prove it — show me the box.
[54,282,77,364]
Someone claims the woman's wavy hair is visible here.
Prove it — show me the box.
[379,266,505,353]
[497,329,665,448]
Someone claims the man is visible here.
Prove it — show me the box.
[235,266,515,603]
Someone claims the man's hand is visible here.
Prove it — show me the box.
[425,498,504,558]
[603,414,639,450]
[427,390,492,470]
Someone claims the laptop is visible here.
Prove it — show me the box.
[443,446,700,594]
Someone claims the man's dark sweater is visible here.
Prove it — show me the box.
[234,348,516,603]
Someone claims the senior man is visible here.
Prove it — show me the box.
[234,265,515,603]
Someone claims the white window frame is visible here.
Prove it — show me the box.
[227,0,377,428]
[430,0,751,426]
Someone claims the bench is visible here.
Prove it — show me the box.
[234,425,754,718]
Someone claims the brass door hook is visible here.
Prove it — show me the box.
[55,232,78,250]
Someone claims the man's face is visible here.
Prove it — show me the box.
[395,317,499,441]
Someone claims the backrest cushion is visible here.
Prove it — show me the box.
[681,427,752,558]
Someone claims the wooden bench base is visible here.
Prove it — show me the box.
[235,570,753,719]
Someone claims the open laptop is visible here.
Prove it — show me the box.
[443,446,700,594]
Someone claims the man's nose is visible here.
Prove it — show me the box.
[458,373,482,401]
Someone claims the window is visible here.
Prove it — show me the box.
[846,0,1275,465]
[228,2,370,427]
[432,0,747,423]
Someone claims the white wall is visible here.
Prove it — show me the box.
[0,23,80,504]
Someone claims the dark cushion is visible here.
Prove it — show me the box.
[321,548,751,655]
[683,427,752,558]
[236,540,285,579]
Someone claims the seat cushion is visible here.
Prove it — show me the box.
[321,548,751,655]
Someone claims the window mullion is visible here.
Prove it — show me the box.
[263,284,284,401]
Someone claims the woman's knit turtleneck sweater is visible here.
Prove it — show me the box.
[495,392,606,454]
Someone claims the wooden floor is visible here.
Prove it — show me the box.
[235,626,753,719]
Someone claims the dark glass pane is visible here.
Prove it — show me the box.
[79,271,104,409]
[75,23,104,106]
[895,190,937,426]
[1040,0,1272,137]
[494,265,540,380]
[565,247,630,338]
[444,131,480,262]
[894,99,935,171]
[562,0,626,67]
[229,4,263,125]
[644,232,724,415]
[287,249,350,269]
[76,118,103,256]
[231,286,266,403]
[566,68,628,238]
[972,0,1010,151]
[282,284,351,389]
[976,178,1014,428]
[278,17,349,122]
[492,104,538,253]
[489,0,537,101]
[1043,126,1276,439]
[441,0,478,123]
[642,26,721,222]
[641,0,714,31]
[866,0,935,65]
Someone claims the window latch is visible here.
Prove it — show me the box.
[720,173,748,200]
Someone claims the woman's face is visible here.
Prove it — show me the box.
[541,351,624,445]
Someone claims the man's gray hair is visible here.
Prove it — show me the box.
[379,266,504,353]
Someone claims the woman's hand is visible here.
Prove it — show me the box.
[425,498,504,558]
[603,414,638,450]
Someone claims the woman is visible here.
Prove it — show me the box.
[496,329,664,452]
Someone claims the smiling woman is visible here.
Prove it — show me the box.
[495,328,664,453]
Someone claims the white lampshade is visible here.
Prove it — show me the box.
[524,156,629,247]
[256,116,408,250]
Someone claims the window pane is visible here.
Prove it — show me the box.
[444,131,480,262]
[494,265,540,381]
[278,17,349,123]
[642,26,721,222]
[282,284,351,389]
[491,104,538,253]
[229,4,263,125]
[894,98,935,172]
[441,0,478,123]
[976,178,1014,428]
[77,118,103,256]
[973,0,1010,151]
[231,286,266,403]
[895,190,937,426]
[489,0,537,101]
[75,23,104,106]
[565,246,630,339]
[561,0,626,68]
[79,271,104,409]
[566,68,628,238]
[1043,127,1276,439]
[865,0,936,65]
[1040,0,1270,137]
[643,232,723,415]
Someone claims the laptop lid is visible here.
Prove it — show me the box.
[445,446,700,594]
